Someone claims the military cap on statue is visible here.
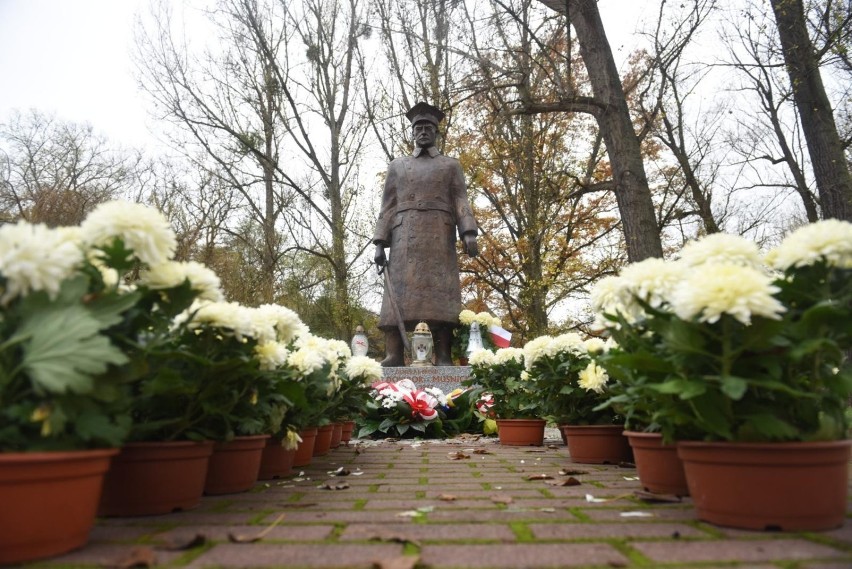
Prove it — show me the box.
[405,101,445,126]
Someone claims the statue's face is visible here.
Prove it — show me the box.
[412,121,437,148]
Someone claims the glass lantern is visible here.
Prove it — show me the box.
[410,321,434,367]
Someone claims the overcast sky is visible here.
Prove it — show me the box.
[0,0,657,151]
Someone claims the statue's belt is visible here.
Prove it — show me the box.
[395,200,453,215]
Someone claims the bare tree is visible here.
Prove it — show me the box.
[513,0,664,262]
[0,110,141,226]
[135,0,374,337]
[770,0,852,220]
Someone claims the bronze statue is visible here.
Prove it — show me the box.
[373,102,479,366]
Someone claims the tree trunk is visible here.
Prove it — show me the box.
[770,0,852,221]
[562,0,664,261]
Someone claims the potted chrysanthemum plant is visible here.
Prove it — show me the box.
[0,200,204,562]
[522,333,628,462]
[592,222,852,530]
[462,347,547,445]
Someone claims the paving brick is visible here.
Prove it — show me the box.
[262,510,417,523]
[88,525,162,542]
[580,506,698,521]
[419,543,628,568]
[529,521,707,539]
[43,544,184,566]
[340,522,517,542]
[631,539,849,563]
[186,543,404,568]
[150,524,335,542]
[427,508,580,523]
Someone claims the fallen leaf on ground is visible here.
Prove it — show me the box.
[547,445,560,450]
[585,493,632,503]
[155,534,206,551]
[107,546,157,568]
[437,494,457,501]
[546,476,581,487]
[633,490,682,503]
[319,481,350,490]
[351,470,365,476]
[328,467,351,476]
[372,555,421,569]
[523,449,546,453]
[620,511,654,518]
[617,461,636,468]
[228,513,285,543]
[526,473,554,480]
[472,449,492,455]
[622,476,640,481]
[367,533,421,547]
[448,451,470,460]
[491,494,514,505]
[559,469,589,476]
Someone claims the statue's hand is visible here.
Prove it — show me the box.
[374,244,387,268]
[463,234,479,257]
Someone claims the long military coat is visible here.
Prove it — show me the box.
[373,146,478,329]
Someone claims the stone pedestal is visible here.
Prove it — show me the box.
[381,365,470,395]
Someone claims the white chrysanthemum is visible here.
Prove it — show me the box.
[620,258,685,309]
[0,221,84,304]
[180,300,256,339]
[255,304,308,344]
[345,355,383,383]
[583,338,607,354]
[678,233,762,269]
[469,349,496,367]
[474,311,493,327]
[140,260,223,302]
[578,362,609,393]
[551,333,586,355]
[523,335,554,368]
[766,219,852,270]
[590,275,642,326]
[670,263,786,325]
[283,428,303,450]
[254,341,290,371]
[80,200,177,266]
[287,346,327,377]
[86,251,120,289]
[493,347,524,365]
[604,337,619,351]
[459,309,476,325]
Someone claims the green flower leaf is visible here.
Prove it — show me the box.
[720,375,748,400]
[15,303,127,395]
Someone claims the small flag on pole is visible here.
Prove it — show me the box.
[488,325,512,348]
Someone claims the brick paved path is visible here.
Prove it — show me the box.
[40,434,852,569]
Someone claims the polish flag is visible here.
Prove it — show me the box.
[488,325,512,348]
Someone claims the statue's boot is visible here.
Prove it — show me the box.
[380,330,405,367]
[433,326,454,366]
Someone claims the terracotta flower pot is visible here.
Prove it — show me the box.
[624,431,689,496]
[329,423,344,449]
[204,435,269,495]
[678,439,851,531]
[292,427,318,467]
[313,424,335,456]
[257,438,296,480]
[562,424,633,464]
[100,440,213,516]
[496,418,546,446]
[0,448,117,565]
[340,420,356,443]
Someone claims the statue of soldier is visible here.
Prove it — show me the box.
[373,102,479,366]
